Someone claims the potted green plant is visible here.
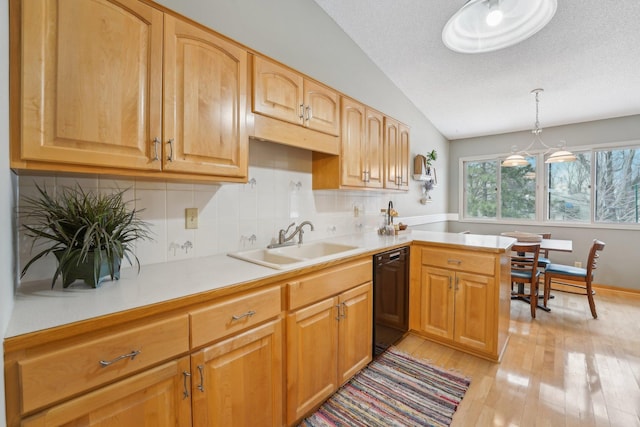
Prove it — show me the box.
[20,184,152,288]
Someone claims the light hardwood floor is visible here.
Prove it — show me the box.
[395,288,640,426]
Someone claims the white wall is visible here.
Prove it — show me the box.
[448,115,640,291]
[1,0,15,423]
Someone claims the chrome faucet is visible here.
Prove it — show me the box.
[295,221,314,244]
[268,221,315,248]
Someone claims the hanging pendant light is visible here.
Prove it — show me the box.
[502,88,576,167]
[443,0,557,54]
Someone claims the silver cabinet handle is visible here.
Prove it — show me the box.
[99,349,140,367]
[152,137,160,161]
[335,304,341,320]
[341,302,347,319]
[305,105,312,122]
[197,365,205,392]
[455,277,460,291]
[299,104,305,121]
[167,138,174,162]
[447,259,462,265]
[182,371,191,399]
[231,310,256,321]
[362,170,370,183]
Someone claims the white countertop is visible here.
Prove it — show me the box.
[5,231,515,339]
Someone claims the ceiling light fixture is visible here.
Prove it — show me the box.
[485,0,504,27]
[442,0,557,54]
[502,88,576,167]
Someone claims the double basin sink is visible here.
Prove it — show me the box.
[228,241,362,269]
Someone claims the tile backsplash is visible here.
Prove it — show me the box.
[18,140,419,283]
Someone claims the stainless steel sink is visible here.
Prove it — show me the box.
[228,242,361,269]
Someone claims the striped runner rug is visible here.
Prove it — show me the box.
[299,347,471,427]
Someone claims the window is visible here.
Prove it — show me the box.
[502,157,536,219]
[461,142,640,225]
[464,160,497,218]
[595,147,640,223]
[547,152,591,222]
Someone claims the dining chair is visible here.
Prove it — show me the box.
[510,243,541,318]
[543,239,606,319]
[537,232,552,269]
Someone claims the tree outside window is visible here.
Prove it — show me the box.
[464,160,497,218]
[596,148,640,223]
[547,152,591,222]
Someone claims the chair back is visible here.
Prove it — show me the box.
[538,232,551,258]
[511,243,540,281]
[586,240,606,279]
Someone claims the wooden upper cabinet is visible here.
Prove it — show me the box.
[384,117,410,191]
[18,0,164,171]
[304,79,340,136]
[14,0,248,181]
[340,98,383,188]
[252,56,304,126]
[252,56,339,136]
[163,15,248,177]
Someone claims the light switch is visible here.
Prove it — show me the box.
[185,208,198,229]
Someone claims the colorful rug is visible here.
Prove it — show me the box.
[299,347,470,427]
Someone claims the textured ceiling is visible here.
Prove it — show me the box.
[312,0,640,140]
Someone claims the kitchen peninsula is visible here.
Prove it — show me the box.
[4,231,514,427]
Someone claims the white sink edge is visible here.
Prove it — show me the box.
[227,245,367,270]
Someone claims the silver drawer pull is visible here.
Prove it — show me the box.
[197,365,205,392]
[99,350,141,367]
[231,310,256,321]
[447,259,462,265]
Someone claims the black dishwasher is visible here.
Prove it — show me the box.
[373,246,409,357]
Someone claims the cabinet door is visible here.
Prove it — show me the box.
[340,98,366,187]
[398,123,411,190]
[20,0,163,170]
[253,56,304,125]
[454,272,495,353]
[384,117,410,190]
[365,108,385,188]
[286,297,339,425]
[419,266,455,339]
[191,319,283,427]
[163,15,248,177]
[304,80,340,135]
[338,282,373,384]
[384,117,400,189]
[21,357,192,427]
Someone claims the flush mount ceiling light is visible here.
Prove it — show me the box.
[442,0,557,54]
[502,88,576,167]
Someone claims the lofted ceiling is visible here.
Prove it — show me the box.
[312,0,640,140]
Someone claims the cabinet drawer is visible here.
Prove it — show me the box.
[421,247,494,276]
[18,314,189,415]
[287,258,372,310]
[190,285,281,348]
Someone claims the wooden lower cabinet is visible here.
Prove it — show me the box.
[286,282,372,425]
[419,266,495,354]
[190,318,283,427]
[6,261,375,427]
[21,357,193,427]
[410,245,511,362]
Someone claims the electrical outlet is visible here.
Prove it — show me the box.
[185,208,198,229]
[574,261,582,268]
